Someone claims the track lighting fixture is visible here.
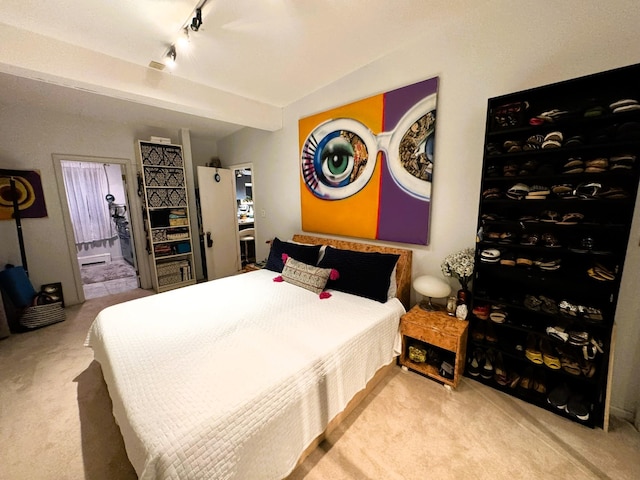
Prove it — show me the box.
[165,45,177,68]
[177,27,190,47]
[190,8,203,31]
[155,1,207,70]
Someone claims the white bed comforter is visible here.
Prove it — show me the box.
[86,269,405,480]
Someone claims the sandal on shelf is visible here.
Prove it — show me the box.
[532,370,547,395]
[557,212,584,225]
[568,330,590,347]
[509,372,521,389]
[580,359,596,378]
[539,210,559,223]
[546,325,569,343]
[494,352,508,385]
[485,323,498,344]
[471,322,486,342]
[518,367,534,393]
[520,232,540,246]
[525,334,543,364]
[472,304,490,320]
[560,353,582,376]
[540,339,561,370]
[489,305,507,323]
[524,294,542,311]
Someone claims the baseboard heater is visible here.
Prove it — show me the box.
[78,253,112,267]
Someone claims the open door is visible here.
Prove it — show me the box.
[198,166,240,280]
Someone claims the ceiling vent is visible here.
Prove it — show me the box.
[148,61,166,71]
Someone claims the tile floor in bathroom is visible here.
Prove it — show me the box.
[83,276,140,300]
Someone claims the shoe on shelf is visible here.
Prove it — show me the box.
[566,394,590,421]
[547,383,570,410]
[525,334,543,364]
[468,349,484,377]
[540,338,561,370]
[532,370,547,395]
[493,352,508,385]
[481,350,495,380]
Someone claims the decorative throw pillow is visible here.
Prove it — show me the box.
[318,246,400,303]
[280,256,334,294]
[265,237,322,273]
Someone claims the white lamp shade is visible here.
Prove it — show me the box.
[413,275,451,299]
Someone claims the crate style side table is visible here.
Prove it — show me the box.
[399,305,469,388]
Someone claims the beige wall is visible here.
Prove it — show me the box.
[0,108,215,305]
[218,2,640,420]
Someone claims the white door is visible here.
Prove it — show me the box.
[198,166,241,280]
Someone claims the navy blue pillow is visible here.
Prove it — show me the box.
[264,238,322,273]
[318,246,400,303]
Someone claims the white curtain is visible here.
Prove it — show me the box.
[61,161,114,244]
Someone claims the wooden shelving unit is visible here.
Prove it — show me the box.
[137,140,196,293]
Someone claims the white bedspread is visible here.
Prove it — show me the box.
[86,269,405,480]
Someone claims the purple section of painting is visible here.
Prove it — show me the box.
[376,77,438,245]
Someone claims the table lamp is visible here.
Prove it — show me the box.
[413,275,451,311]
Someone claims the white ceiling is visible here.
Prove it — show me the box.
[0,0,470,139]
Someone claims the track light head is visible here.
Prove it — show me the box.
[177,27,190,48]
[165,45,177,68]
[190,8,203,31]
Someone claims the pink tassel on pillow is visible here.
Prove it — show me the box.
[273,275,284,282]
[330,269,339,280]
[281,253,289,262]
[319,291,332,299]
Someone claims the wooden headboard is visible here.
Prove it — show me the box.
[292,234,413,310]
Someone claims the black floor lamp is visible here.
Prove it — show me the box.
[1,176,29,275]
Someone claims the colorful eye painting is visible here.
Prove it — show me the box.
[299,77,439,245]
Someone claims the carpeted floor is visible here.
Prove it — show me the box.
[1,289,639,480]
[80,259,136,285]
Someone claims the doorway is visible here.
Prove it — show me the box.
[53,155,139,300]
[232,164,256,267]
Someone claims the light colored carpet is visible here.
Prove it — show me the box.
[1,289,639,480]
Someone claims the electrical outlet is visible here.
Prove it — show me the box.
[261,209,266,218]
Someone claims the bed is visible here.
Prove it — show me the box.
[85,234,412,479]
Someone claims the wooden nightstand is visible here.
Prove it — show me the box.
[399,305,468,388]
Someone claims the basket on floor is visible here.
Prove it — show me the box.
[19,302,66,329]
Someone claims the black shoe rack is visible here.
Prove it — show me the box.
[466,63,640,428]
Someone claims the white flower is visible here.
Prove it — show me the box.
[441,248,475,288]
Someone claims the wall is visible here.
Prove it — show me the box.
[0,105,191,305]
[218,1,640,420]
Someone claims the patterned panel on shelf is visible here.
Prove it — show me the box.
[147,188,187,207]
[163,147,183,167]
[144,167,166,187]
[168,189,187,206]
[140,143,164,165]
[164,168,185,187]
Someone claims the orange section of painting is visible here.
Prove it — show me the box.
[299,94,384,239]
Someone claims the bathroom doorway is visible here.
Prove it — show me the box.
[231,164,256,268]
[53,155,139,300]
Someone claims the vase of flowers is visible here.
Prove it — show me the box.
[441,248,475,304]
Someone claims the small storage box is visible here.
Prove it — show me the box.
[20,302,65,329]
